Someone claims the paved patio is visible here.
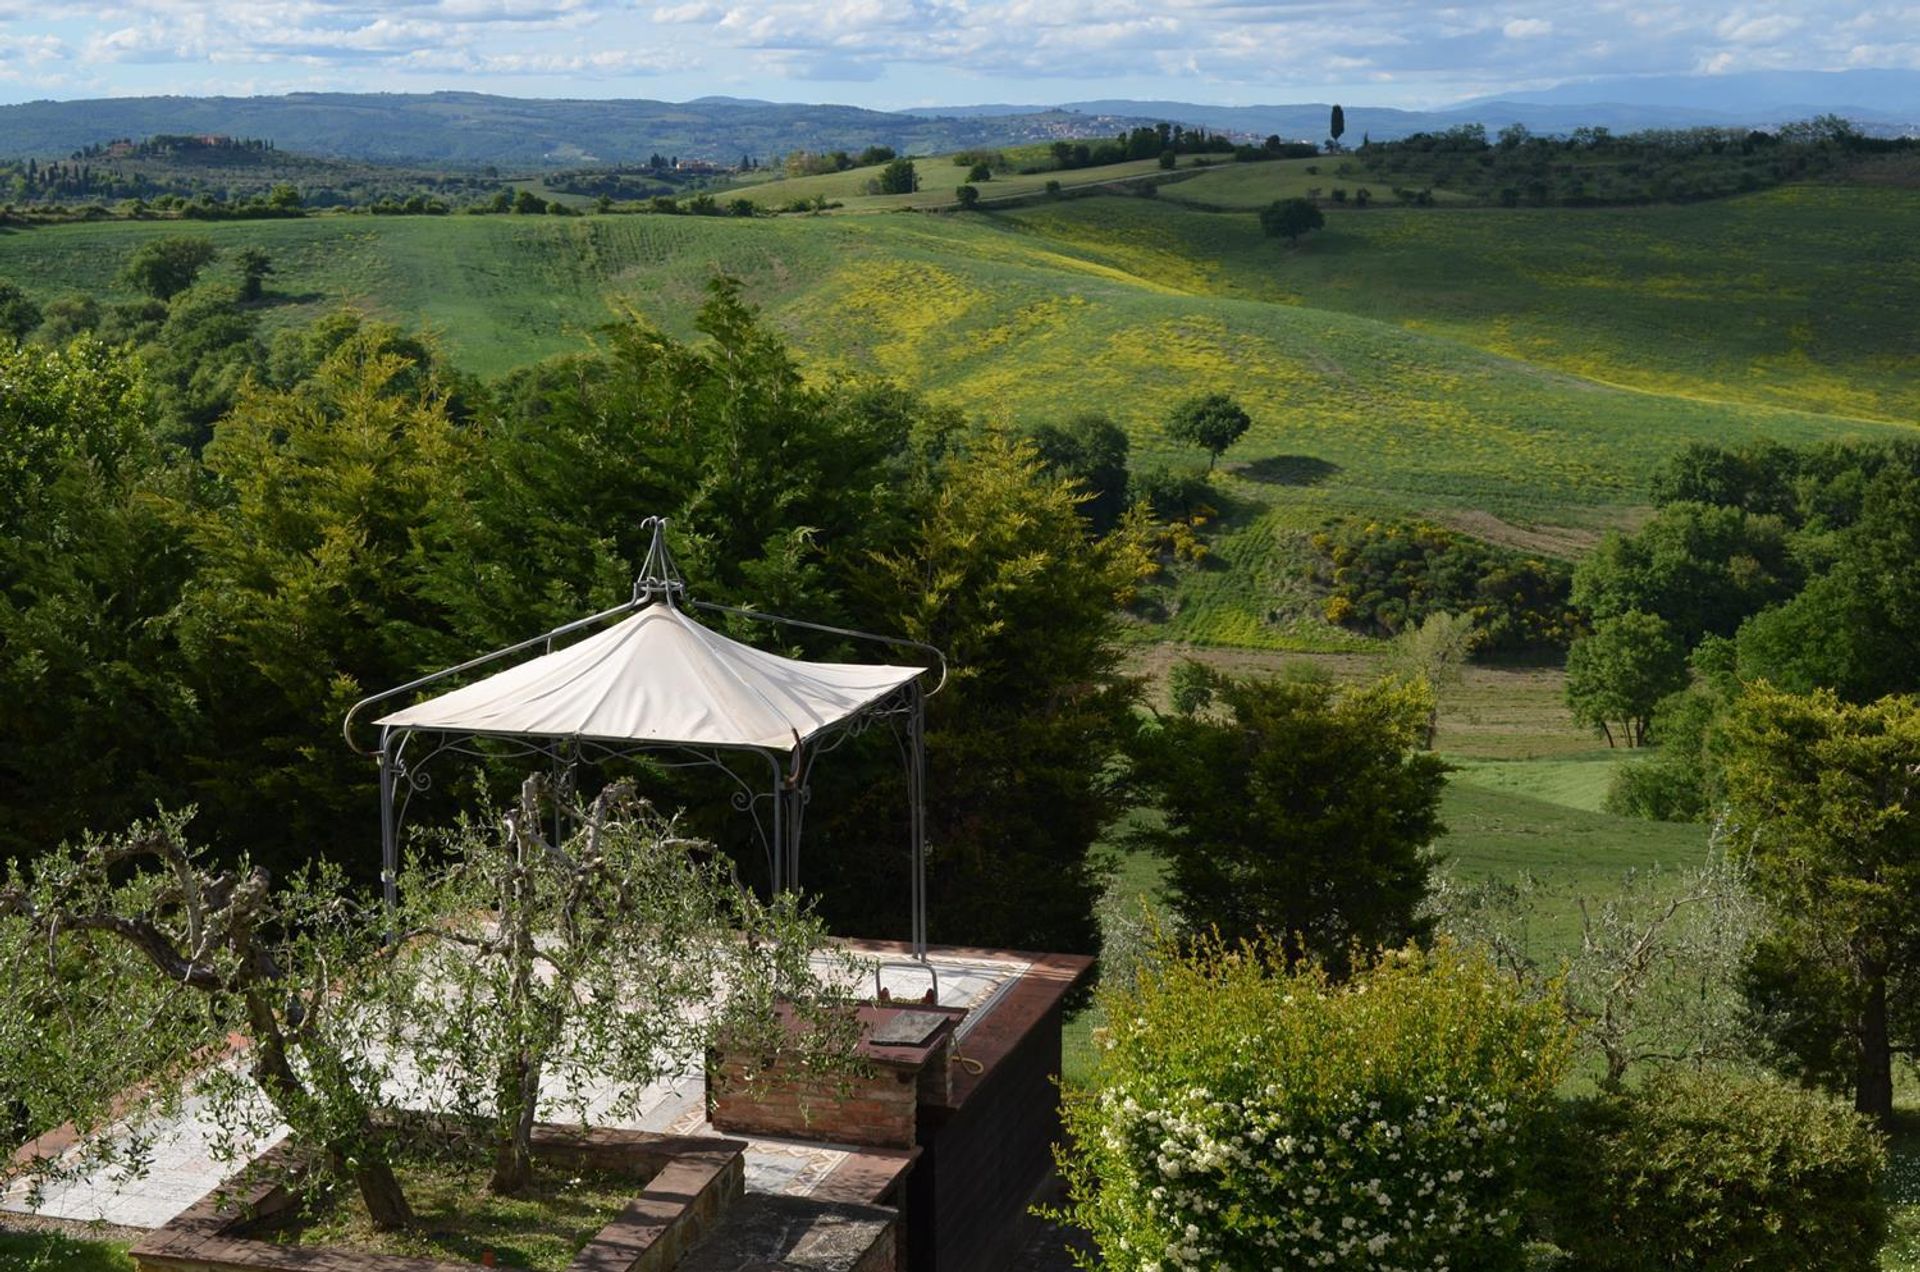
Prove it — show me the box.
[2,949,1029,1231]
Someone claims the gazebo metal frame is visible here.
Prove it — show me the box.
[342,518,947,955]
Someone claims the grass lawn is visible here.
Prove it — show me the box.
[0,1230,135,1270]
[267,1157,650,1270]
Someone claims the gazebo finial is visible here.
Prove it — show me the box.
[634,515,687,605]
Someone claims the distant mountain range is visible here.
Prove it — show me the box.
[917,71,1920,141]
[0,69,1913,168]
[0,92,1162,167]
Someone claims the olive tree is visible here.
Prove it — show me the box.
[0,810,415,1228]
[1,787,866,1227]
[395,775,864,1194]
[1432,837,1760,1088]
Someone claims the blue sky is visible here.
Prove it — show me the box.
[0,2,1911,109]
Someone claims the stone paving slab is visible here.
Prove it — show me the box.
[673,1195,895,1272]
[2,950,1028,1231]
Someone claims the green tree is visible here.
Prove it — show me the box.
[0,279,41,342]
[119,235,218,300]
[35,293,100,344]
[876,156,918,195]
[1133,669,1448,965]
[398,776,860,1195]
[139,284,265,448]
[234,247,274,302]
[1386,610,1480,748]
[1723,684,1920,1128]
[1025,410,1132,534]
[512,189,547,214]
[266,183,302,211]
[1260,196,1325,244]
[171,330,470,878]
[1572,501,1798,649]
[1329,102,1346,147]
[0,338,195,862]
[1165,391,1252,471]
[1565,610,1688,747]
[429,278,916,652]
[853,431,1150,953]
[1,812,415,1229]
[1604,636,1740,821]
[1736,462,1920,702]
[966,162,992,182]
[1158,148,1176,170]
[954,183,980,209]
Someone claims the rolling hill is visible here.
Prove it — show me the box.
[0,92,1162,167]
[0,174,1910,646]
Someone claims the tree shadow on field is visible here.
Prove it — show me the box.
[1233,455,1341,487]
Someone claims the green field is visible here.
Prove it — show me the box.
[0,179,1912,649]
[717,152,1177,211]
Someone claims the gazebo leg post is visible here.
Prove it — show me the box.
[768,752,786,898]
[378,726,399,934]
[911,686,928,960]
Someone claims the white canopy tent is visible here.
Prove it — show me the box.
[344,519,943,954]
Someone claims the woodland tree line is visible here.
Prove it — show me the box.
[0,270,1166,960]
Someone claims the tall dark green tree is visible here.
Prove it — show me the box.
[1329,103,1346,148]
[1725,684,1920,1128]
[427,279,920,652]
[847,431,1150,954]
[1026,411,1132,534]
[171,329,470,875]
[0,338,196,863]
[1133,668,1448,967]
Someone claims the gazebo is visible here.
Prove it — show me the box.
[343,519,944,954]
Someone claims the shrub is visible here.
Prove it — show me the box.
[1056,939,1571,1272]
[1131,465,1210,520]
[1544,1069,1886,1271]
[1306,518,1576,655]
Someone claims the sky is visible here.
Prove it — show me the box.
[0,2,1912,110]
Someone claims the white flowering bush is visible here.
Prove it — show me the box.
[1054,938,1571,1271]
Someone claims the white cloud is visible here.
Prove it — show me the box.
[1,0,1910,101]
[0,33,68,64]
[1715,11,1804,43]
